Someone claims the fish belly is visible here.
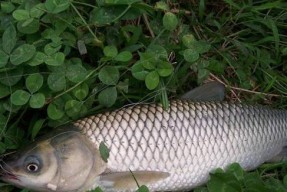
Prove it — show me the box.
[74,100,287,191]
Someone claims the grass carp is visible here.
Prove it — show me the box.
[0,84,287,191]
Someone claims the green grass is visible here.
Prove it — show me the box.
[0,0,287,191]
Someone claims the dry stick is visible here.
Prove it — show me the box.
[195,25,209,41]
[143,14,155,38]
[170,9,192,15]
[209,73,285,98]
[193,26,202,40]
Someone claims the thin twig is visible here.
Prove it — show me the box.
[170,9,191,15]
[47,69,97,104]
[209,74,241,102]
[111,4,132,23]
[143,14,155,38]
[71,4,102,46]
[209,73,286,98]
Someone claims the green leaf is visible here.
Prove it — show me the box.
[44,43,62,55]
[45,52,65,66]
[10,90,30,106]
[198,68,209,83]
[193,187,209,192]
[145,71,159,90]
[92,187,104,192]
[1,2,15,13]
[29,93,45,108]
[139,49,155,64]
[72,83,89,100]
[117,79,129,93]
[12,9,30,21]
[47,103,64,120]
[0,115,8,133]
[207,172,241,192]
[137,185,149,192]
[139,52,157,69]
[197,60,209,69]
[30,3,45,18]
[283,175,287,187]
[0,104,5,114]
[0,84,10,99]
[17,19,40,34]
[142,60,155,70]
[163,12,178,31]
[114,51,133,62]
[10,44,36,65]
[66,65,87,83]
[103,45,118,58]
[183,48,199,63]
[244,172,266,191]
[4,124,25,148]
[282,47,287,56]
[99,66,120,85]
[2,25,17,54]
[90,7,127,25]
[0,67,23,86]
[55,21,70,36]
[48,72,66,91]
[182,34,197,48]
[26,74,44,93]
[104,0,141,4]
[31,119,45,140]
[99,141,109,163]
[155,1,169,11]
[0,50,9,68]
[207,59,225,74]
[194,40,211,54]
[65,99,82,117]
[45,0,71,14]
[21,18,35,27]
[0,142,6,154]
[254,1,283,10]
[98,87,117,107]
[147,45,168,59]
[266,18,279,57]
[121,25,142,42]
[157,61,173,77]
[131,61,148,80]
[222,0,240,9]
[226,163,244,181]
[27,52,46,66]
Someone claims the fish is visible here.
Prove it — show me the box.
[0,82,287,192]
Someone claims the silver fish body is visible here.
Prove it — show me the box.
[73,100,287,191]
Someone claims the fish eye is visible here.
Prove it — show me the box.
[24,156,41,173]
[26,163,39,172]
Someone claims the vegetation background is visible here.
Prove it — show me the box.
[0,0,287,191]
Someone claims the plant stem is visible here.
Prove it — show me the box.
[71,3,103,47]
[111,4,132,23]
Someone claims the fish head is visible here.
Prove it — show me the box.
[0,139,57,190]
[0,128,107,192]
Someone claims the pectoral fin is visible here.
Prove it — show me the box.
[267,146,287,162]
[99,171,169,190]
[181,81,225,101]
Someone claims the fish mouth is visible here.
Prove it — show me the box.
[0,171,19,181]
[0,157,19,181]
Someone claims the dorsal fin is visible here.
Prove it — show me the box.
[181,81,225,101]
[99,171,169,190]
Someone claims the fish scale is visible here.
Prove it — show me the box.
[73,100,287,191]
